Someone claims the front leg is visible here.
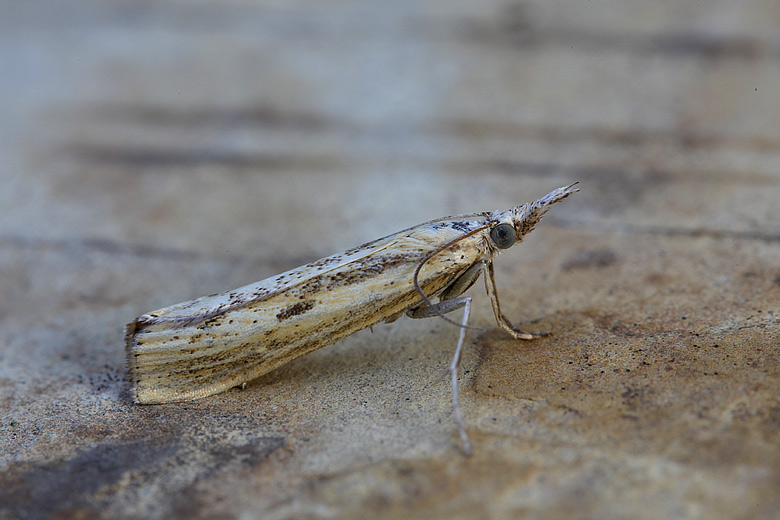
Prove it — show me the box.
[484,261,550,340]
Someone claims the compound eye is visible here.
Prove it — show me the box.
[490,223,516,249]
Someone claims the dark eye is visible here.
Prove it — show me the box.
[490,223,516,249]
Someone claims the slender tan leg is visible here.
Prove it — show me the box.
[484,261,550,340]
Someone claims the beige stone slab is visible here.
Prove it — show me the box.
[2,1,779,519]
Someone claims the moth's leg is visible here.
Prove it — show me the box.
[407,296,473,455]
[404,260,483,321]
[484,261,550,340]
[438,261,486,301]
[406,296,467,319]
[448,297,473,455]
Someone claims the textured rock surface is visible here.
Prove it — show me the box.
[2,1,779,519]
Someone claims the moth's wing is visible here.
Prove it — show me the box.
[125,235,412,403]
[126,214,491,404]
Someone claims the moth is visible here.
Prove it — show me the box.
[126,184,578,454]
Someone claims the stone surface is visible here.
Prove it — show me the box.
[2,1,780,519]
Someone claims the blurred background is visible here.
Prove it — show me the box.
[5,1,778,260]
[2,1,779,519]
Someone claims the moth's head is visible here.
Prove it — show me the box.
[490,184,579,250]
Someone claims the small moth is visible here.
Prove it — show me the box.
[126,184,577,454]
